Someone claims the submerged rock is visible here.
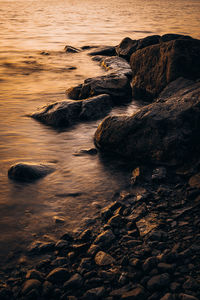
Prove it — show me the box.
[130,37,200,101]
[94,79,200,165]
[88,46,116,56]
[31,94,112,128]
[66,73,132,104]
[64,45,81,53]
[8,163,54,182]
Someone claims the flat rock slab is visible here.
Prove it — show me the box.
[94,79,200,165]
[30,94,112,128]
[66,73,132,104]
[8,163,54,182]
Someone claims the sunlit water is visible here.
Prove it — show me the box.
[0,0,200,264]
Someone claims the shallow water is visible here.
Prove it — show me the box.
[0,0,200,263]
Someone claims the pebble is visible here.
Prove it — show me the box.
[95,251,115,266]
[22,279,41,295]
[46,268,70,283]
[147,273,170,290]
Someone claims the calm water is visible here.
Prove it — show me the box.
[0,0,200,263]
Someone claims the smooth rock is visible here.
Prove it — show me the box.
[8,163,54,182]
[121,286,146,300]
[22,279,41,295]
[46,268,69,283]
[64,45,81,53]
[27,240,55,254]
[147,273,170,290]
[88,46,116,56]
[94,229,115,247]
[179,294,199,300]
[25,269,43,281]
[160,293,174,300]
[95,251,115,266]
[83,286,105,299]
[63,273,83,290]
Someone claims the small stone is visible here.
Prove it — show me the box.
[27,240,55,254]
[42,281,53,296]
[152,167,167,181]
[78,229,92,241]
[51,257,69,267]
[83,286,105,299]
[46,268,69,283]
[160,293,174,300]
[94,230,115,247]
[87,244,100,256]
[95,251,115,266]
[55,240,69,251]
[170,282,181,292]
[63,273,83,290]
[108,214,124,228]
[121,286,146,299]
[179,294,199,300]
[182,277,200,290]
[53,216,65,224]
[64,45,80,53]
[157,263,176,273]
[22,279,41,295]
[26,269,43,281]
[143,257,157,272]
[148,230,168,242]
[60,232,74,242]
[147,273,170,290]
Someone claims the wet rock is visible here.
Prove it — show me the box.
[129,203,147,221]
[42,281,53,297]
[46,268,70,283]
[188,173,200,189]
[64,45,81,53]
[179,294,199,300]
[55,240,69,251]
[31,94,112,128]
[25,269,44,281]
[121,286,147,300]
[63,273,83,290]
[8,163,54,182]
[88,46,116,56]
[51,257,69,267]
[78,229,92,242]
[95,251,115,266]
[152,167,167,181]
[182,277,200,290]
[60,232,74,242]
[0,287,13,300]
[83,286,105,299]
[53,216,65,224]
[100,56,132,77]
[87,244,100,257]
[160,293,174,300]
[107,214,124,228]
[143,257,157,273]
[147,273,170,290]
[130,37,200,101]
[66,73,132,104]
[94,79,200,165]
[74,148,97,156]
[27,240,55,255]
[94,229,115,247]
[157,263,176,274]
[22,279,42,295]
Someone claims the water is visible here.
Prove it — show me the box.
[0,0,200,264]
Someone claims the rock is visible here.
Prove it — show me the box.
[51,257,69,267]
[148,230,168,242]
[179,294,199,300]
[79,94,112,120]
[66,73,132,104]
[78,229,92,241]
[143,257,157,272]
[53,216,65,224]
[152,167,167,181]
[55,240,69,251]
[95,251,115,266]
[46,268,70,283]
[25,269,44,281]
[87,244,100,256]
[130,37,200,101]
[100,56,132,77]
[147,273,170,290]
[42,281,53,297]
[182,277,200,290]
[94,230,115,247]
[27,240,55,254]
[107,214,124,228]
[22,279,41,295]
[64,45,81,53]
[83,286,105,299]
[31,94,112,128]
[60,232,74,242]
[188,173,200,189]
[63,273,83,290]
[94,79,200,165]
[8,163,54,182]
[160,293,174,300]
[74,148,97,156]
[88,46,116,56]
[121,286,147,299]
[157,263,176,274]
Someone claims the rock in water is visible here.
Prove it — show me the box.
[8,163,54,182]
[94,79,200,165]
[64,45,81,53]
[130,37,200,101]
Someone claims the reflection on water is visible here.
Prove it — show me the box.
[0,0,200,261]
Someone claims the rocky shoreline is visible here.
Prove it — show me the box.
[2,34,200,299]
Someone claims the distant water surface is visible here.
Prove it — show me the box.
[0,0,199,265]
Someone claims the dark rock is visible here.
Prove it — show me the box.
[74,148,97,156]
[31,94,112,128]
[94,229,115,247]
[87,244,100,257]
[51,257,69,267]
[66,73,132,104]
[161,34,192,42]
[83,286,105,299]
[179,294,199,300]
[8,163,54,182]
[121,286,147,299]
[157,263,176,274]
[60,232,74,242]
[88,46,116,56]
[152,167,167,181]
[107,214,124,228]
[100,56,132,77]
[25,269,44,281]
[78,229,92,241]
[27,240,55,254]
[42,281,53,297]
[63,273,83,290]
[94,79,200,165]
[182,277,200,290]
[130,37,200,101]
[95,251,115,266]
[160,293,174,300]
[0,287,13,300]
[55,240,69,251]
[22,279,41,295]
[46,268,70,284]
[147,273,170,290]
[143,257,157,273]
[64,45,81,53]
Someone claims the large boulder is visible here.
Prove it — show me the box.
[8,163,54,182]
[30,94,112,128]
[94,79,200,165]
[116,34,192,61]
[100,56,132,77]
[130,37,200,101]
[66,73,132,104]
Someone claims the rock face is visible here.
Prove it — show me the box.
[8,163,54,182]
[94,79,200,165]
[130,37,200,101]
[31,94,112,128]
[116,34,192,61]
[66,73,132,104]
